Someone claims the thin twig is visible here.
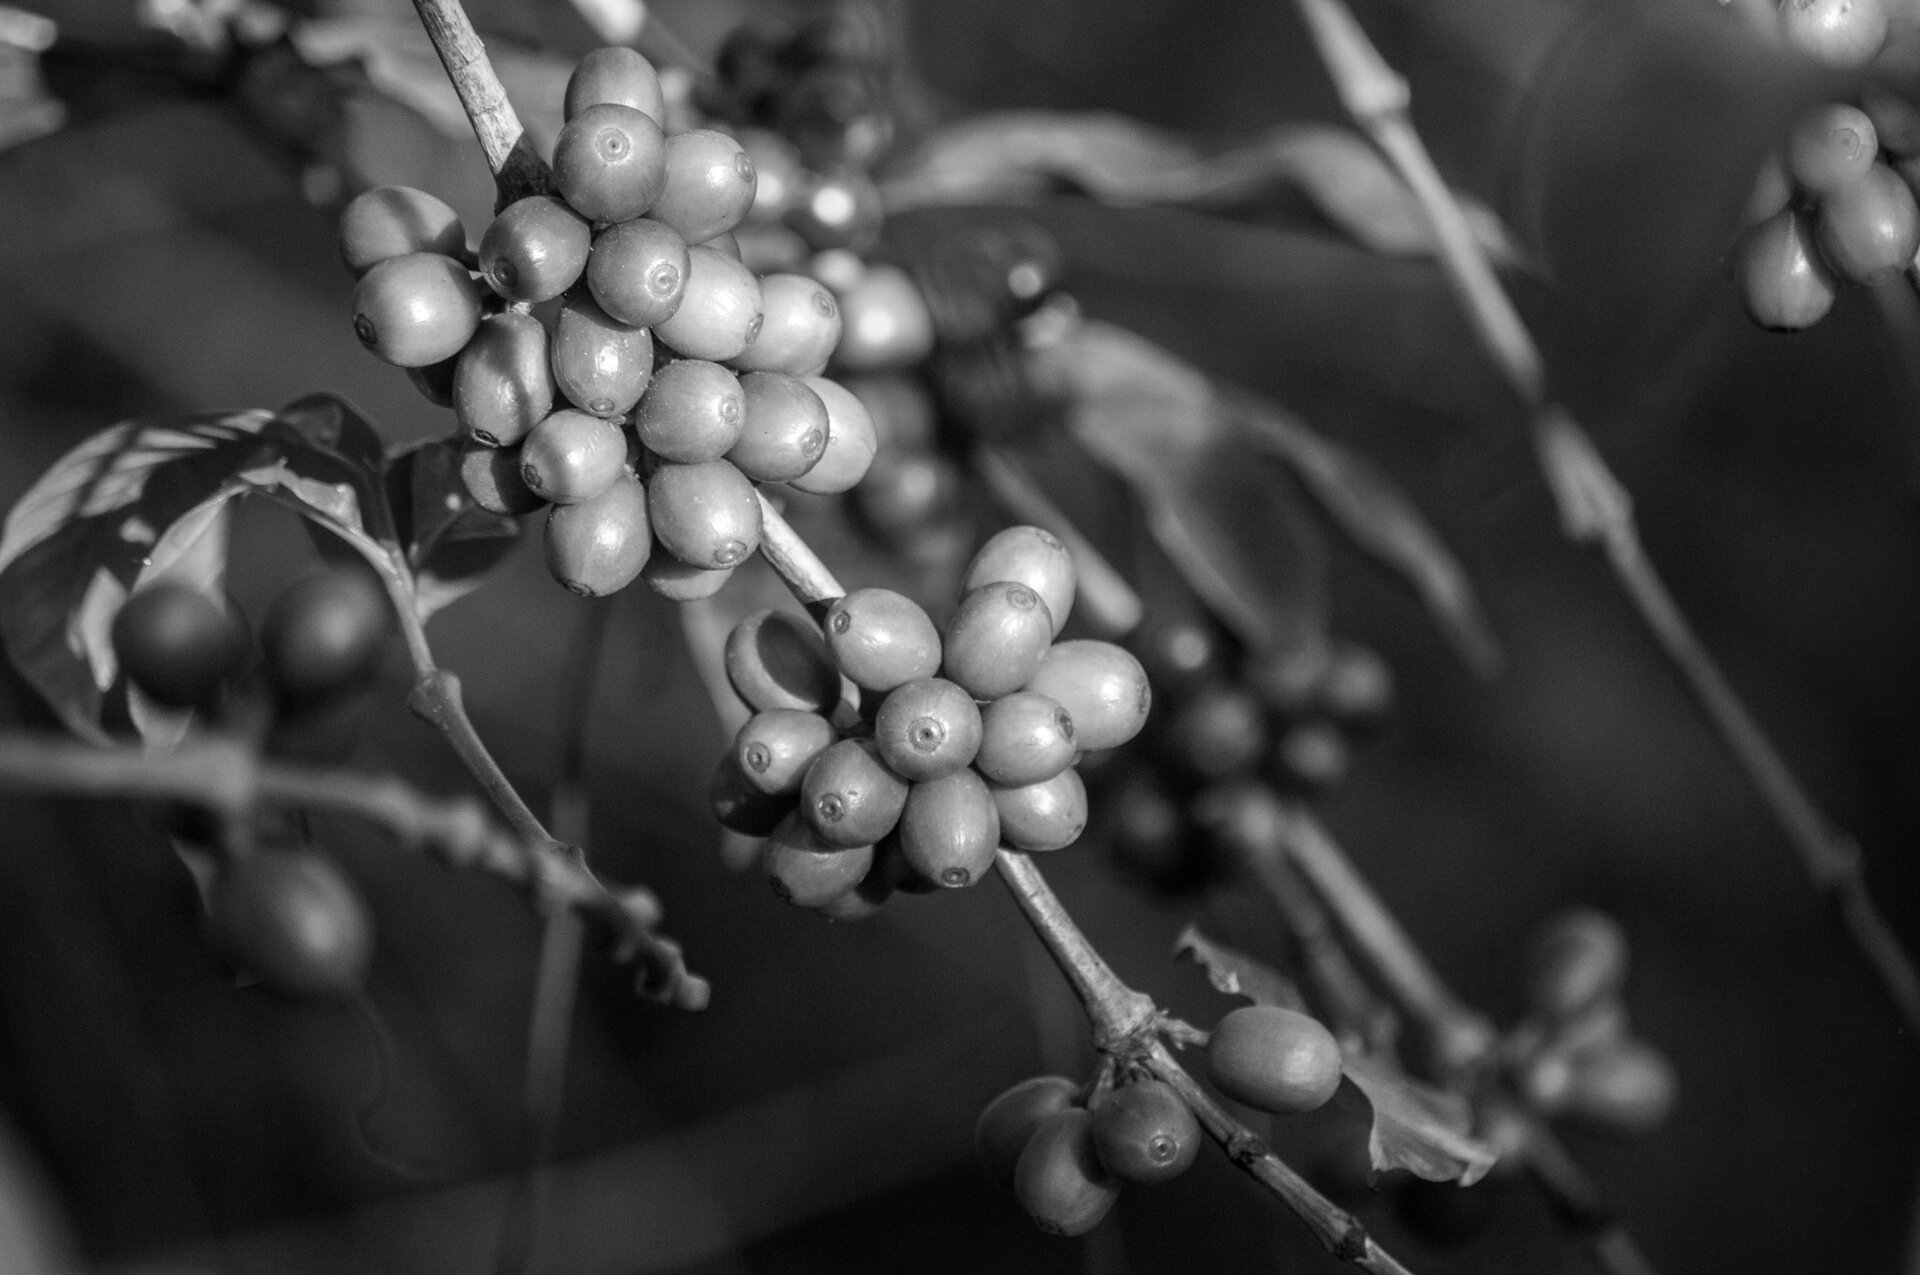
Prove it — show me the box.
[408,0,552,208]
[1292,0,1920,1046]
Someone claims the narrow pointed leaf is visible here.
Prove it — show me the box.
[1174,925,1307,1012]
[1339,1050,1498,1186]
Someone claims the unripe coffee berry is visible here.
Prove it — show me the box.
[897,768,1000,888]
[1013,1108,1119,1237]
[551,294,653,418]
[974,691,1076,786]
[459,440,546,516]
[479,196,589,303]
[802,737,910,847]
[787,376,877,495]
[1090,1079,1201,1184]
[991,766,1087,852]
[113,582,245,707]
[338,185,465,276]
[725,371,830,482]
[642,553,734,601]
[543,470,650,596]
[732,273,841,375]
[564,46,665,124]
[1024,640,1150,752]
[832,263,936,371]
[963,525,1075,638]
[553,102,668,223]
[823,587,941,692]
[1736,208,1837,331]
[646,458,762,568]
[650,128,759,245]
[261,570,389,704]
[1206,1005,1343,1116]
[725,609,841,714]
[710,749,793,836]
[520,409,627,504]
[762,811,873,908]
[1559,1039,1677,1137]
[942,581,1055,700]
[652,245,763,362]
[975,1075,1079,1184]
[734,707,837,797]
[1777,0,1889,66]
[587,217,689,329]
[1816,162,1920,285]
[209,850,374,999]
[1786,103,1878,196]
[456,311,555,447]
[1525,908,1629,1023]
[1164,683,1268,779]
[873,677,982,781]
[352,252,482,367]
[636,358,745,462]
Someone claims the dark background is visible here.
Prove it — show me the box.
[0,0,1916,1272]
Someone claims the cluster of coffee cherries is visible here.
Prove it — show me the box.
[1734,0,1920,329]
[976,1003,1343,1236]
[338,46,881,601]
[1507,908,1676,1137]
[1098,609,1395,891]
[111,571,390,999]
[709,525,1150,913]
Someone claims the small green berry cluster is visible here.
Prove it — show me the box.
[338,46,880,602]
[710,524,1151,913]
[1735,0,1920,329]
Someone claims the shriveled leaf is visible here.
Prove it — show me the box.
[1340,1050,1498,1186]
[1174,925,1306,1012]
[1229,394,1502,677]
[885,113,1521,265]
[268,394,396,546]
[385,436,522,621]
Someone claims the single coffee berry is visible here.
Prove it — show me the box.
[974,691,1076,786]
[646,457,762,568]
[732,272,842,375]
[543,469,651,596]
[1024,640,1150,752]
[942,580,1055,700]
[338,185,466,275]
[455,311,555,446]
[352,252,482,367]
[733,707,838,797]
[1013,1109,1119,1238]
[976,1075,1080,1184]
[650,128,759,245]
[726,370,830,482]
[801,737,910,848]
[897,767,1000,888]
[787,376,877,495]
[553,102,668,223]
[551,293,654,418]
[963,525,1076,638]
[564,45,665,123]
[459,440,547,516]
[653,245,764,362]
[991,766,1087,853]
[822,587,942,692]
[873,676,982,782]
[587,217,690,328]
[479,195,590,303]
[762,811,873,908]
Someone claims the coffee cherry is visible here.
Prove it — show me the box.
[846,373,938,455]
[762,811,873,907]
[833,263,936,371]
[407,355,458,406]
[787,376,877,495]
[553,102,668,223]
[642,552,735,600]
[1319,642,1394,727]
[635,359,744,462]
[1816,162,1920,285]
[459,440,546,515]
[352,252,482,367]
[1526,908,1629,1023]
[898,768,1000,888]
[741,130,807,223]
[874,677,982,781]
[1129,610,1226,695]
[853,451,965,545]
[1863,84,1920,157]
[991,766,1087,852]
[1778,0,1888,66]
[963,526,1075,638]
[733,273,841,375]
[1743,155,1794,228]
[261,570,388,704]
[650,128,759,245]
[726,371,830,481]
[725,609,841,714]
[551,294,653,419]
[974,691,1076,786]
[455,311,555,446]
[1558,1039,1677,1136]
[652,245,764,362]
[802,737,910,847]
[942,581,1055,701]
[338,185,465,275]
[786,166,885,252]
[543,469,650,596]
[976,1075,1079,1183]
[646,458,762,568]
[520,409,627,505]
[1024,640,1149,752]
[1736,207,1837,331]
[1164,683,1268,779]
[587,217,690,329]
[1191,778,1288,874]
[1206,1005,1343,1116]
[113,582,244,708]
[823,587,941,692]
[1787,103,1879,196]
[1243,640,1332,716]
[209,850,374,999]
[734,707,837,796]
[702,230,743,261]
[565,46,664,124]
[479,196,590,303]
[1014,1109,1119,1237]
[1274,720,1349,792]
[1091,1080,1200,1184]
[712,749,794,838]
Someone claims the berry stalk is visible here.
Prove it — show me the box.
[408,0,554,208]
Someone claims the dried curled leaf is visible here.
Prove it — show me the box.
[1174,924,1307,1012]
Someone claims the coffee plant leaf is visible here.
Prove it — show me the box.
[1174,925,1308,1013]
[1227,392,1503,678]
[1340,1050,1498,1187]
[383,435,522,621]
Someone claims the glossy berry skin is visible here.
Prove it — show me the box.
[645,457,762,568]
[1024,640,1150,753]
[261,571,388,704]
[725,609,841,714]
[963,526,1076,638]
[1091,1080,1201,1184]
[874,677,982,782]
[741,129,807,223]
[551,294,653,419]
[338,185,465,275]
[587,217,689,329]
[650,129,759,245]
[1777,0,1888,66]
[898,768,1000,889]
[543,470,650,596]
[943,581,1055,701]
[1525,908,1629,1022]
[455,311,554,446]
[352,252,482,367]
[975,691,1076,785]
[520,409,627,505]
[1735,208,1837,331]
[459,441,546,516]
[1816,162,1920,285]
[636,359,745,462]
[991,767,1087,852]
[1206,1005,1343,1116]
[832,263,936,371]
[653,246,764,362]
[1014,1109,1120,1238]
[113,583,243,708]
[553,103,668,224]
[762,811,873,908]
[734,707,837,797]
[710,749,794,836]
[209,851,374,999]
[479,196,589,303]
[801,738,910,847]
[785,166,885,252]
[976,1075,1079,1184]
[565,46,664,124]
[642,553,734,601]
[788,376,877,495]
[733,273,841,375]
[1787,103,1878,196]
[726,371,829,481]
[823,587,942,692]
